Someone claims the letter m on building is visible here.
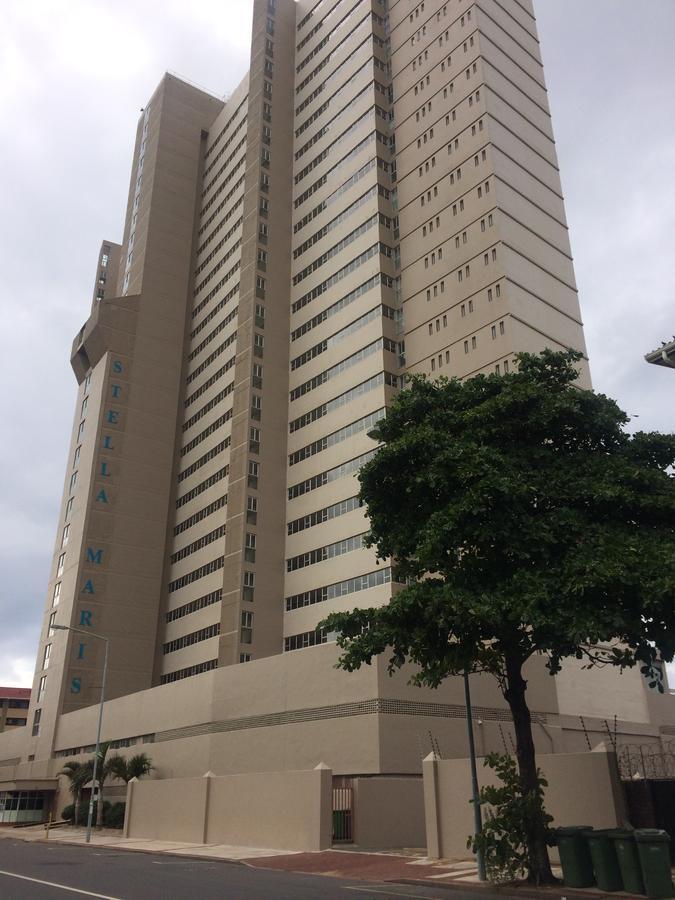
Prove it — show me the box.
[85,547,103,565]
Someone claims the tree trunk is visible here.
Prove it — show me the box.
[74,790,80,826]
[503,651,556,885]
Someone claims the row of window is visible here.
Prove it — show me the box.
[289,408,385,467]
[169,524,226,566]
[166,588,222,624]
[292,242,392,314]
[180,408,233,458]
[177,438,230,485]
[294,105,385,186]
[175,467,228,510]
[295,54,371,138]
[286,566,393,611]
[191,260,241,323]
[202,133,247,200]
[186,327,239,386]
[287,494,361,536]
[294,155,380,230]
[287,531,366,573]
[290,371,396,434]
[173,495,228,538]
[182,383,234,434]
[293,213,383,286]
[184,353,236,409]
[167,556,224,595]
[197,173,246,242]
[291,304,380,371]
[288,447,377,500]
[294,76,377,161]
[159,658,218,685]
[193,238,242,299]
[291,336,397,402]
[194,215,243,280]
[293,184,379,259]
[291,274,392,342]
[294,130,387,210]
[188,320,237,367]
[284,629,327,652]
[163,622,220,656]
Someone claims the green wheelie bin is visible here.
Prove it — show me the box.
[555,826,595,888]
[611,829,646,895]
[635,830,674,900]
[585,829,624,892]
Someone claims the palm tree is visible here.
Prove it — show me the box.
[107,753,154,784]
[79,742,114,828]
[59,761,87,824]
[80,746,154,827]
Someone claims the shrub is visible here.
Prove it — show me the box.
[468,753,554,884]
[61,804,75,822]
[106,802,126,829]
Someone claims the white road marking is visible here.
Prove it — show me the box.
[0,869,124,899]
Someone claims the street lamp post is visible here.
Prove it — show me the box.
[464,671,486,881]
[53,625,109,844]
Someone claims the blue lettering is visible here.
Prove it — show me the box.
[86,548,103,565]
[79,610,93,627]
[100,462,110,477]
[112,360,123,373]
[102,435,114,450]
[70,678,81,694]
[95,489,108,503]
[111,384,122,398]
[82,579,95,594]
[106,410,119,425]
[77,643,86,660]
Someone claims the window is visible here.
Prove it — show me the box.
[56,553,65,576]
[64,497,73,520]
[243,570,255,601]
[500,320,505,335]
[245,532,257,562]
[249,426,260,454]
[246,495,258,525]
[73,446,81,467]
[37,675,47,702]
[472,336,477,349]
[32,708,41,737]
[48,613,57,637]
[240,653,252,663]
[464,341,469,354]
[77,421,85,440]
[61,525,70,547]
[240,610,253,644]
[491,325,497,339]
[252,363,263,389]
[248,460,259,489]
[81,397,88,416]
[52,582,61,606]
[42,644,52,670]
[69,472,77,492]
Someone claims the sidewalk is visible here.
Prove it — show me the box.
[1,824,667,898]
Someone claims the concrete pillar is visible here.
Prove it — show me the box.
[202,771,215,844]
[422,752,441,858]
[123,776,138,838]
[314,762,333,851]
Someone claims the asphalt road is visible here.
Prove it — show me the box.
[0,839,493,900]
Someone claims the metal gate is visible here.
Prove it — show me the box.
[332,777,354,843]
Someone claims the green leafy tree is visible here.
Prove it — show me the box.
[322,350,675,884]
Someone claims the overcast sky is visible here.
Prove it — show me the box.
[0,1,673,690]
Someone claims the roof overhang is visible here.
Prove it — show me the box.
[0,779,59,792]
[645,340,675,369]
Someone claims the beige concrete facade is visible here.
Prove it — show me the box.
[123,764,332,850]
[423,750,627,860]
[3,0,673,843]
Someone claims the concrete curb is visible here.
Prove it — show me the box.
[7,833,248,866]
[394,878,647,899]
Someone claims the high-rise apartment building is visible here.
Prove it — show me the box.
[1,0,670,822]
